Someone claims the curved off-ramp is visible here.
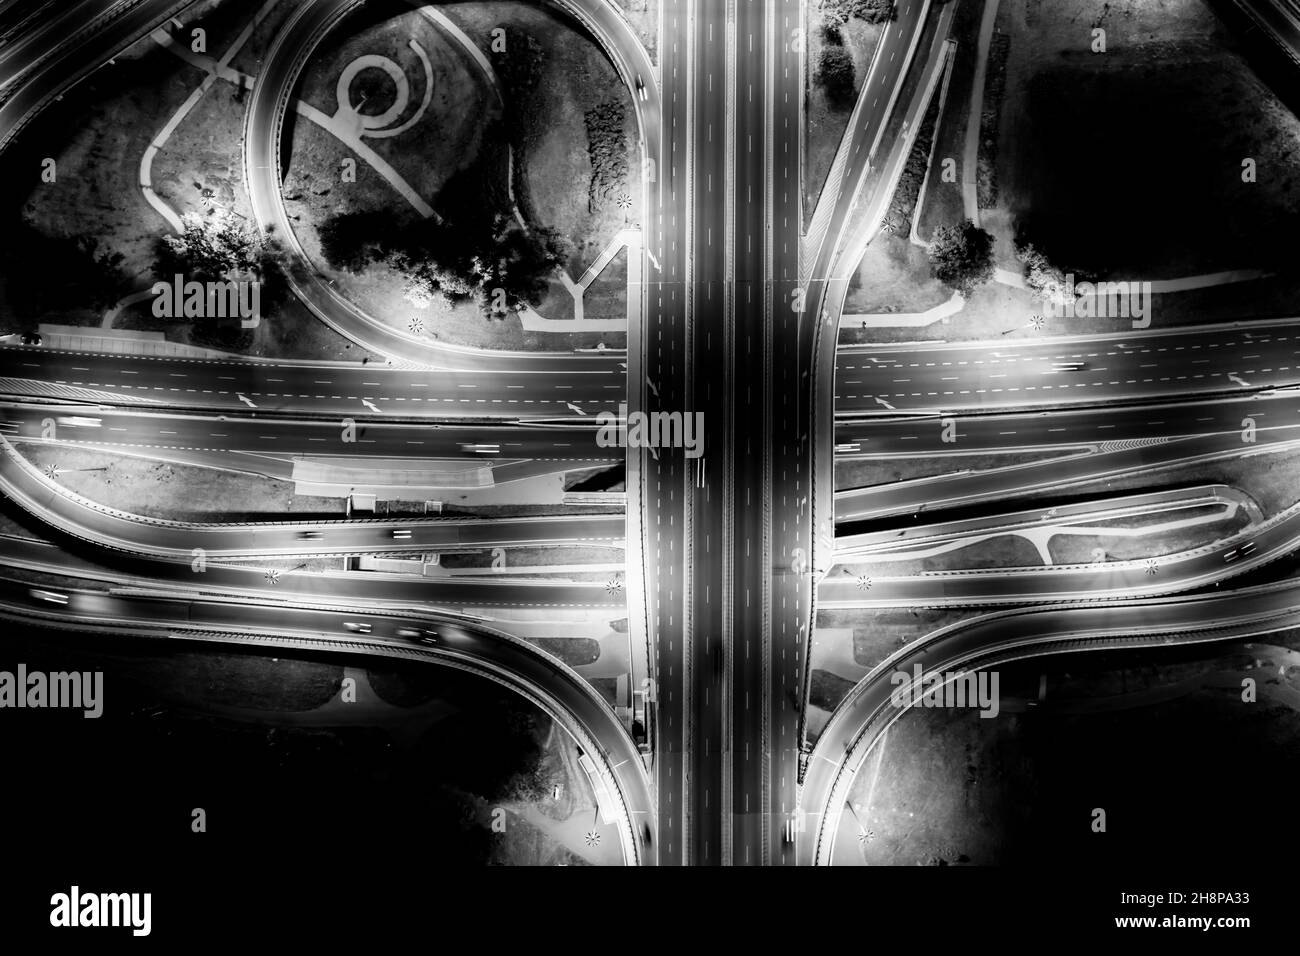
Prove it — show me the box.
[0,574,655,864]
[0,435,624,611]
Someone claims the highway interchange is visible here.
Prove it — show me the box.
[3,0,1300,868]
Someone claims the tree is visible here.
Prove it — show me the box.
[401,261,480,311]
[927,219,995,296]
[822,0,896,26]
[159,211,262,280]
[1016,241,1070,309]
[319,211,391,273]
[817,45,856,107]
[155,211,288,348]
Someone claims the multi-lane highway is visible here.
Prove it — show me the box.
[9,311,1297,422]
[635,0,694,867]
[4,0,1300,871]
[0,402,616,463]
[0,346,627,417]
[834,319,1300,415]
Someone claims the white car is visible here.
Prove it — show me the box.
[635,75,648,101]
[29,589,69,605]
[1225,541,1256,563]
[343,622,372,634]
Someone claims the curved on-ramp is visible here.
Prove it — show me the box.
[243,0,659,370]
[797,582,1300,864]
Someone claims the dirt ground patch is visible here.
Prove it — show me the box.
[439,545,624,568]
[443,2,639,286]
[842,232,952,314]
[0,2,383,361]
[841,644,1300,865]
[287,0,633,350]
[834,449,1075,491]
[993,0,1300,279]
[855,0,1300,343]
[1022,445,1300,521]
[805,10,886,229]
[0,36,200,332]
[839,532,1043,574]
[916,0,985,241]
[19,444,345,521]
[612,0,659,64]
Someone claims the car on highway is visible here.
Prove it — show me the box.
[343,622,372,634]
[1050,361,1088,372]
[396,627,438,640]
[1224,541,1257,563]
[391,529,412,540]
[55,416,101,427]
[297,530,323,540]
[635,74,647,101]
[459,443,500,455]
[29,588,68,604]
[784,815,797,844]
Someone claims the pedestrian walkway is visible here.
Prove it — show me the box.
[37,324,239,359]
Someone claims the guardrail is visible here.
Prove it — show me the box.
[0,0,201,152]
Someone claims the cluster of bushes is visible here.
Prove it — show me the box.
[584,100,630,212]
[154,211,289,348]
[927,219,994,296]
[884,89,942,237]
[817,45,856,107]
[821,0,896,25]
[319,143,568,318]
